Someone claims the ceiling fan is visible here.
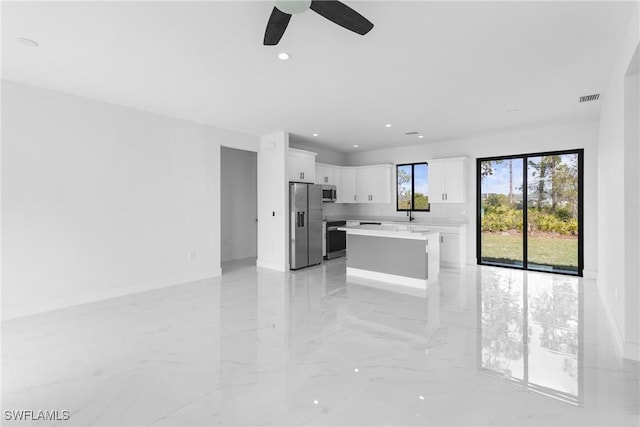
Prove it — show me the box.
[264,0,374,46]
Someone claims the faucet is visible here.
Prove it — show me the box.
[407,210,415,222]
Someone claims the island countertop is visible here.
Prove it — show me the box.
[337,224,438,241]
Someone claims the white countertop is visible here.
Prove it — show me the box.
[326,216,467,228]
[338,224,440,241]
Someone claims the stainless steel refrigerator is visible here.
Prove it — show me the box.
[290,183,323,270]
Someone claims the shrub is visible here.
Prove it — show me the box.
[482,207,577,235]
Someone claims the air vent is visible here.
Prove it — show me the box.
[404,131,420,136]
[579,94,600,103]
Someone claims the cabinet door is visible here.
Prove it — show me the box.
[356,167,372,203]
[299,155,316,183]
[428,161,446,203]
[444,159,465,203]
[440,232,460,266]
[315,164,336,185]
[339,168,357,203]
[315,166,325,184]
[330,167,340,186]
[289,154,303,182]
[325,167,336,185]
[369,165,392,203]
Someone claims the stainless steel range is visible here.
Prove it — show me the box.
[325,220,346,259]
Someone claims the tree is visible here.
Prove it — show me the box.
[397,167,412,209]
[481,159,504,178]
[528,156,561,211]
[509,159,514,205]
[528,154,578,217]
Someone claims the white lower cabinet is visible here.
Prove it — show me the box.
[440,232,461,267]
[429,225,467,268]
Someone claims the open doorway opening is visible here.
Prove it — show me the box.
[221,146,257,272]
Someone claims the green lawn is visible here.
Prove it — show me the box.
[481,232,578,271]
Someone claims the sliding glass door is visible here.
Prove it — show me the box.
[477,150,583,276]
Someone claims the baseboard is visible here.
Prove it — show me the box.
[583,269,598,280]
[624,341,640,361]
[2,269,221,321]
[256,259,287,272]
[595,279,625,359]
[346,267,427,289]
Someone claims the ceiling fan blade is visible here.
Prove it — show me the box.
[310,0,373,36]
[264,7,292,45]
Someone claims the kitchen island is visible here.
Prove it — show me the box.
[337,224,440,289]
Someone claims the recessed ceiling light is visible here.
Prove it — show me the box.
[353,144,359,148]
[278,52,291,60]
[418,135,424,139]
[17,37,39,47]
[312,133,319,137]
[385,124,392,128]
[507,108,519,113]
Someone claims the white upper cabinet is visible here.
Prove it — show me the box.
[315,163,339,186]
[310,161,392,204]
[369,165,392,203]
[338,167,357,203]
[355,167,372,203]
[428,157,467,204]
[356,165,392,203]
[288,148,316,183]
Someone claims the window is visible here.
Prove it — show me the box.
[396,163,429,211]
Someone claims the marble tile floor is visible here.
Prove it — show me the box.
[2,257,638,426]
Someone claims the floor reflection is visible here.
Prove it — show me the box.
[480,268,581,404]
[2,258,636,426]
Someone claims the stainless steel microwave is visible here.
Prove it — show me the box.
[321,185,337,203]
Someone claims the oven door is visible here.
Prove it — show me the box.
[326,226,346,259]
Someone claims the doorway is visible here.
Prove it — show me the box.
[220,146,257,269]
[477,150,583,276]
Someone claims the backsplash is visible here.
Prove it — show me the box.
[322,201,471,222]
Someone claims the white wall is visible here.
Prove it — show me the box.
[624,68,639,360]
[1,80,259,319]
[289,139,348,166]
[345,121,599,274]
[597,5,639,361]
[221,146,257,262]
[257,132,289,271]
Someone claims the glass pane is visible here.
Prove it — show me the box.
[414,163,429,210]
[527,154,579,273]
[480,158,524,267]
[397,165,412,209]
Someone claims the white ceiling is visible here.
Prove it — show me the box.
[1,1,636,153]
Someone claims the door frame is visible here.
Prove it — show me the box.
[476,149,584,276]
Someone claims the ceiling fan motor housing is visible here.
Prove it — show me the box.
[275,0,312,15]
